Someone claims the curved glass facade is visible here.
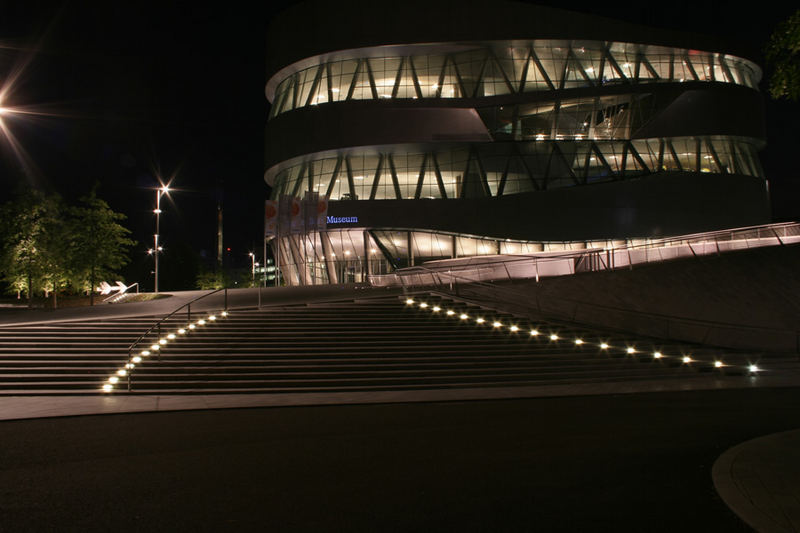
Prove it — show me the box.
[268,40,761,119]
[274,227,669,285]
[270,136,763,201]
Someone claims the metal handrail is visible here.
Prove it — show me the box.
[125,287,228,391]
[380,221,800,285]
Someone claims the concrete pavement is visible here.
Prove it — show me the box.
[713,429,800,533]
[0,284,401,326]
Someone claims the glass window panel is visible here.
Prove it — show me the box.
[585,145,612,183]
[647,53,672,80]
[670,138,696,171]
[350,61,373,100]
[455,50,486,98]
[395,58,418,99]
[535,45,567,88]
[370,57,400,99]
[413,55,445,98]
[503,156,535,195]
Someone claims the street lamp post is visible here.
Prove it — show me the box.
[249,252,256,284]
[153,185,169,293]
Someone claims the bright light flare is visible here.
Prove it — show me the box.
[653,351,663,359]
[549,334,559,341]
[419,303,428,309]
[510,325,519,332]
[476,318,485,324]
[626,347,636,354]
[492,321,502,328]
[446,310,455,316]
[574,339,583,345]
[102,384,113,392]
[432,306,441,312]
[167,333,176,340]
[682,356,692,363]
[714,361,724,368]
[749,364,760,373]
[530,329,539,336]
[132,356,142,363]
[600,343,609,350]
[406,298,415,305]
[459,313,469,320]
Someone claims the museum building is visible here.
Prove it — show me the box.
[264,0,768,285]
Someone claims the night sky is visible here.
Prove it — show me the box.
[0,1,796,288]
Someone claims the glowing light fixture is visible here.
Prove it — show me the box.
[626,347,636,354]
[159,339,167,345]
[141,350,150,356]
[126,363,135,369]
[189,324,196,330]
[653,351,663,359]
[714,361,723,368]
[406,298,415,305]
[530,329,539,336]
[574,339,584,345]
[167,333,176,340]
[459,313,469,320]
[749,364,759,372]
[476,318,485,324]
[209,315,217,321]
[600,343,609,350]
[198,319,206,325]
[419,302,428,308]
[492,321,502,328]
[221,311,228,317]
[510,325,519,332]
[446,310,455,316]
[682,356,691,363]
[132,356,142,363]
[151,344,160,351]
[109,376,119,384]
[178,329,186,335]
[432,306,441,312]
[549,334,559,341]
[102,384,113,392]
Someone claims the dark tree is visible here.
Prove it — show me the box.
[766,9,800,101]
[71,192,134,305]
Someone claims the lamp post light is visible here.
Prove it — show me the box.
[153,185,170,293]
[249,252,256,284]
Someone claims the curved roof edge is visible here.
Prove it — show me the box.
[266,0,758,81]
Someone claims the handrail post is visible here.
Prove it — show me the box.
[157,323,161,361]
[225,287,228,310]
[127,349,132,391]
[187,303,191,323]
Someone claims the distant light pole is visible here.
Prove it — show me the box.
[249,252,256,284]
[153,185,170,293]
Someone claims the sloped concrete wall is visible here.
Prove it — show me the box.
[457,243,800,353]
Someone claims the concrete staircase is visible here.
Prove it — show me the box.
[0,294,791,395]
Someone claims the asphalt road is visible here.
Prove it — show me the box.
[3,387,799,532]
